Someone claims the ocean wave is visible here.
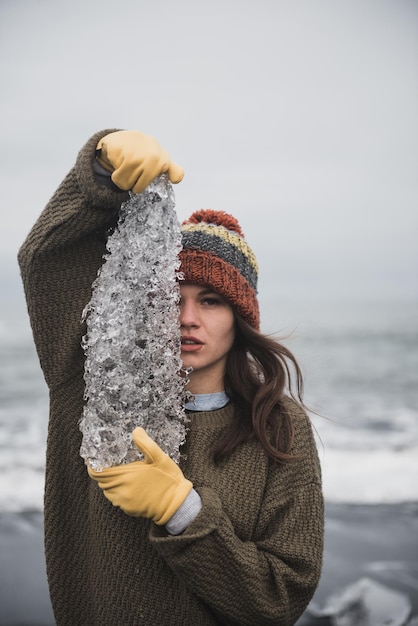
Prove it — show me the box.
[0,444,416,513]
[319,446,418,504]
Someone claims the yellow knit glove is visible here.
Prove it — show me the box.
[88,427,192,525]
[96,130,184,193]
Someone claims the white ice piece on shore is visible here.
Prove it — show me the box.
[79,174,189,471]
[308,576,412,626]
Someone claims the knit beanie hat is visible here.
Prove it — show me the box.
[179,209,260,330]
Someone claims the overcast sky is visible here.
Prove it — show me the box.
[1,0,417,306]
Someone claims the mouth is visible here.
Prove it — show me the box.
[181,336,203,352]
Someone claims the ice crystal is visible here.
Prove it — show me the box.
[79,174,189,470]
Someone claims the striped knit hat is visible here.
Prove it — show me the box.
[179,209,260,330]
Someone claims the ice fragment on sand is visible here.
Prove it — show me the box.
[79,174,189,470]
[308,577,412,626]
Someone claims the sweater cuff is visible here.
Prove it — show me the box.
[165,489,202,536]
[75,129,130,210]
[93,156,121,191]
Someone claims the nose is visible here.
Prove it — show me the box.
[179,298,200,328]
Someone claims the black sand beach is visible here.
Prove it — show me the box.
[299,502,418,625]
[1,503,417,626]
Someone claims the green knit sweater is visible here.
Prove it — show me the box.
[18,130,324,626]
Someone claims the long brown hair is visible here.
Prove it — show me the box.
[214,314,305,464]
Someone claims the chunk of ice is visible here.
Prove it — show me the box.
[308,577,412,626]
[79,175,188,470]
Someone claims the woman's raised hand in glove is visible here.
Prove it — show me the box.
[96,130,184,193]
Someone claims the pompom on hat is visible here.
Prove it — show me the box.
[179,209,260,330]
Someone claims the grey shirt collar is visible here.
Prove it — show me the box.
[185,391,230,412]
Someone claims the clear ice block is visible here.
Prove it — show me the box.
[79,174,189,470]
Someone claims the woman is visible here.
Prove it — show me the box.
[18,129,324,626]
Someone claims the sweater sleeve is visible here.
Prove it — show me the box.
[149,406,324,626]
[17,129,129,390]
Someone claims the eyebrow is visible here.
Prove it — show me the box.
[197,287,220,296]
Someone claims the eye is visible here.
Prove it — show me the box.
[201,296,221,306]
[202,296,219,306]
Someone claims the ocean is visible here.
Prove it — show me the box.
[1,292,418,624]
[1,294,417,513]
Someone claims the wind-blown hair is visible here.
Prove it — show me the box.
[214,314,305,464]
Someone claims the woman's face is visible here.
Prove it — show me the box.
[179,284,235,394]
